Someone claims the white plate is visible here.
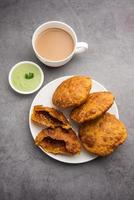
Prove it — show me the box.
[29,76,119,164]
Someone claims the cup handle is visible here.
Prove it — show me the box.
[75,42,88,54]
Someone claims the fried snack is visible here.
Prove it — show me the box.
[70,91,114,123]
[31,105,71,129]
[52,76,92,109]
[35,127,81,155]
[79,113,127,156]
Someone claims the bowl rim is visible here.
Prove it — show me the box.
[8,61,44,94]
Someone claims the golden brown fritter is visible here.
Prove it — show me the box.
[35,127,81,155]
[70,92,114,123]
[52,76,92,109]
[79,113,127,156]
[31,105,71,129]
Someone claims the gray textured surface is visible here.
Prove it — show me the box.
[0,0,134,199]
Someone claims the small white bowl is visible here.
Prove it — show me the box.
[9,61,44,94]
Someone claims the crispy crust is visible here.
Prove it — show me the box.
[35,127,81,155]
[52,76,92,109]
[79,113,127,156]
[31,105,71,129]
[70,92,114,123]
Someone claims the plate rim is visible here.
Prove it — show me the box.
[29,75,119,164]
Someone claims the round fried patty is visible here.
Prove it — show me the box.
[70,92,114,123]
[79,113,127,156]
[52,76,92,109]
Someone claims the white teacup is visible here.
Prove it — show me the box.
[32,21,88,67]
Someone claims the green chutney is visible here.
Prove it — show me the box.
[11,63,42,92]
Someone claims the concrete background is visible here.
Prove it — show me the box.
[0,0,134,199]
